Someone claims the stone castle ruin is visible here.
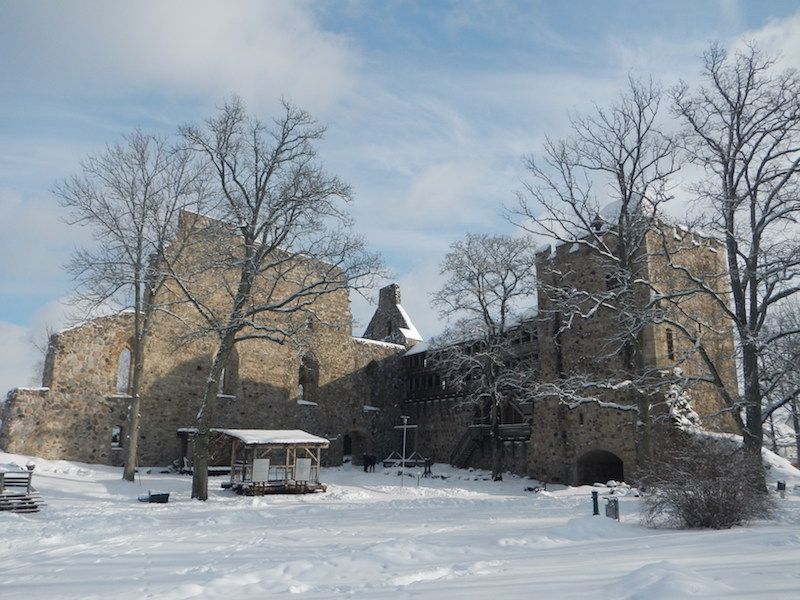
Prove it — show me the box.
[0,215,739,484]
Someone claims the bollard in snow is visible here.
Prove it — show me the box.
[591,490,599,516]
[777,480,786,499]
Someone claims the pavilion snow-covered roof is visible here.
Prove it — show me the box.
[217,429,330,447]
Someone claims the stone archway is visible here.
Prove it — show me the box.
[343,429,368,465]
[576,449,624,485]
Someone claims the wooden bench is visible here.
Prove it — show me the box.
[231,480,327,495]
[0,471,46,513]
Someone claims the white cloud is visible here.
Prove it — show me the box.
[395,260,447,339]
[0,321,41,394]
[3,1,799,385]
[0,0,358,113]
[405,161,485,222]
[0,189,88,296]
[740,11,800,70]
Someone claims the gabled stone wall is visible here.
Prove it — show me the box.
[0,220,412,467]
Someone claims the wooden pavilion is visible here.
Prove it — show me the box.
[219,429,329,495]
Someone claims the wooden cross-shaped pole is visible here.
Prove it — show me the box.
[394,415,418,488]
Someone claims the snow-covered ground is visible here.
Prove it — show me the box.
[2,451,800,599]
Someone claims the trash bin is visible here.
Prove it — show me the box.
[605,497,619,520]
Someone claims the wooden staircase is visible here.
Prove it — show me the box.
[0,471,46,513]
[449,418,532,468]
[450,425,487,468]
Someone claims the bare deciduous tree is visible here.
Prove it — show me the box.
[56,131,210,482]
[171,98,383,500]
[672,43,800,459]
[509,78,680,460]
[429,233,538,481]
[760,300,800,462]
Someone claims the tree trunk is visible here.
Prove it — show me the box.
[741,342,764,459]
[122,308,152,482]
[191,430,210,500]
[490,397,502,481]
[191,333,235,500]
[790,396,800,468]
[741,341,766,491]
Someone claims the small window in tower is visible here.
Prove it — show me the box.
[666,328,675,361]
[386,321,393,336]
[298,354,320,403]
[115,347,131,394]
[111,426,122,449]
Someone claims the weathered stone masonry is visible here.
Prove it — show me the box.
[0,220,740,485]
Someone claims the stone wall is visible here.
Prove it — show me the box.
[406,398,474,463]
[0,220,412,467]
[0,215,740,483]
[529,399,639,484]
[644,228,739,432]
[528,226,740,483]
[0,387,129,465]
[43,312,135,395]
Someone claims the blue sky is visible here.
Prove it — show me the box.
[1,0,799,392]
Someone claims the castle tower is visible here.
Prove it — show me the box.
[363,284,423,348]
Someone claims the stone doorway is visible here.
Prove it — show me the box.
[343,430,367,465]
[576,449,624,485]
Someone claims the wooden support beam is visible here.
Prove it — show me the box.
[230,438,237,484]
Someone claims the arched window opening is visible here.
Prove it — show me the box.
[298,354,320,403]
[115,347,131,394]
[666,328,675,361]
[111,425,122,450]
[386,321,393,336]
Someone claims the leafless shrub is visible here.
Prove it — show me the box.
[639,436,772,529]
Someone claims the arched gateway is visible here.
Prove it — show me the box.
[576,449,624,485]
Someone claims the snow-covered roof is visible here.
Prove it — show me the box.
[404,340,429,356]
[352,337,406,350]
[404,307,536,358]
[217,429,330,446]
[396,303,423,341]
